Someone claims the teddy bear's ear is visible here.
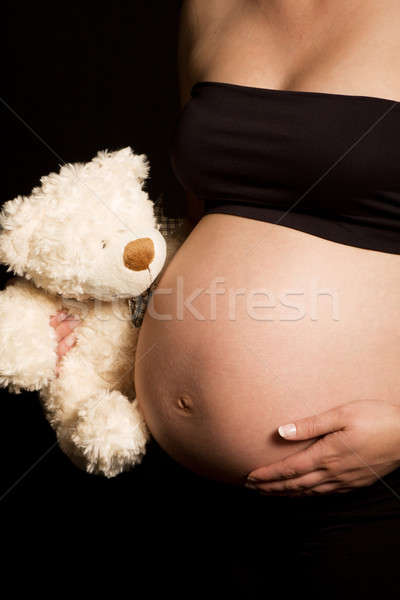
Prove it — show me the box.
[0,194,39,275]
[90,146,151,188]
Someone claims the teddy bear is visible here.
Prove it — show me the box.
[0,146,188,477]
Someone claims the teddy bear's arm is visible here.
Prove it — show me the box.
[0,277,60,393]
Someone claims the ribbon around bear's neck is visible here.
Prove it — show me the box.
[128,193,184,328]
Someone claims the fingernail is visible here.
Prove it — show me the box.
[278,423,297,438]
[64,332,76,347]
[247,476,260,483]
[57,311,69,322]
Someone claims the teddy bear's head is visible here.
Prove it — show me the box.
[0,147,167,301]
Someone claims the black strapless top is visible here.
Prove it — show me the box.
[168,80,400,254]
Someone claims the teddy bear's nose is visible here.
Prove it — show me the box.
[123,237,155,271]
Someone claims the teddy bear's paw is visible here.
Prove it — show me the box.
[71,390,150,478]
[0,279,58,393]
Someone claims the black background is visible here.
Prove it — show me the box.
[1,1,285,595]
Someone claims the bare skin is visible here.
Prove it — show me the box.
[178,0,400,105]
[134,0,400,489]
[47,1,400,490]
[49,310,81,377]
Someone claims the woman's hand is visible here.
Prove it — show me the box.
[49,310,81,377]
[245,399,400,496]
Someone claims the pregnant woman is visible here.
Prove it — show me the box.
[135,0,400,484]
[52,0,400,593]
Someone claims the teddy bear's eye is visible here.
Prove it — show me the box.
[101,240,107,248]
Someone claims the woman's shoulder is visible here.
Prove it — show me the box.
[178,0,240,101]
[179,0,240,29]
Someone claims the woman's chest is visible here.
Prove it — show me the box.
[189,1,400,101]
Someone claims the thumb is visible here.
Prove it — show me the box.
[278,405,347,440]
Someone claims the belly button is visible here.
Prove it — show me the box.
[176,393,194,413]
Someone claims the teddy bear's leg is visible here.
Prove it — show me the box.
[0,277,60,393]
[64,390,150,478]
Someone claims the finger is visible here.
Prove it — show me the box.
[278,404,347,441]
[279,468,371,495]
[57,331,77,358]
[247,441,324,483]
[248,469,327,493]
[256,469,372,496]
[54,316,81,341]
[49,310,69,326]
[298,482,345,496]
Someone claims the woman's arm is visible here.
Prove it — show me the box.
[177,1,238,227]
[177,0,197,107]
[177,0,205,229]
[177,0,236,104]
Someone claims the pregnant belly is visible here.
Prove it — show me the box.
[135,213,400,485]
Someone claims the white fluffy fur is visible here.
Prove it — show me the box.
[0,147,186,477]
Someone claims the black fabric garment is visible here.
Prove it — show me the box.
[169,80,400,254]
[233,466,400,597]
[167,79,400,594]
